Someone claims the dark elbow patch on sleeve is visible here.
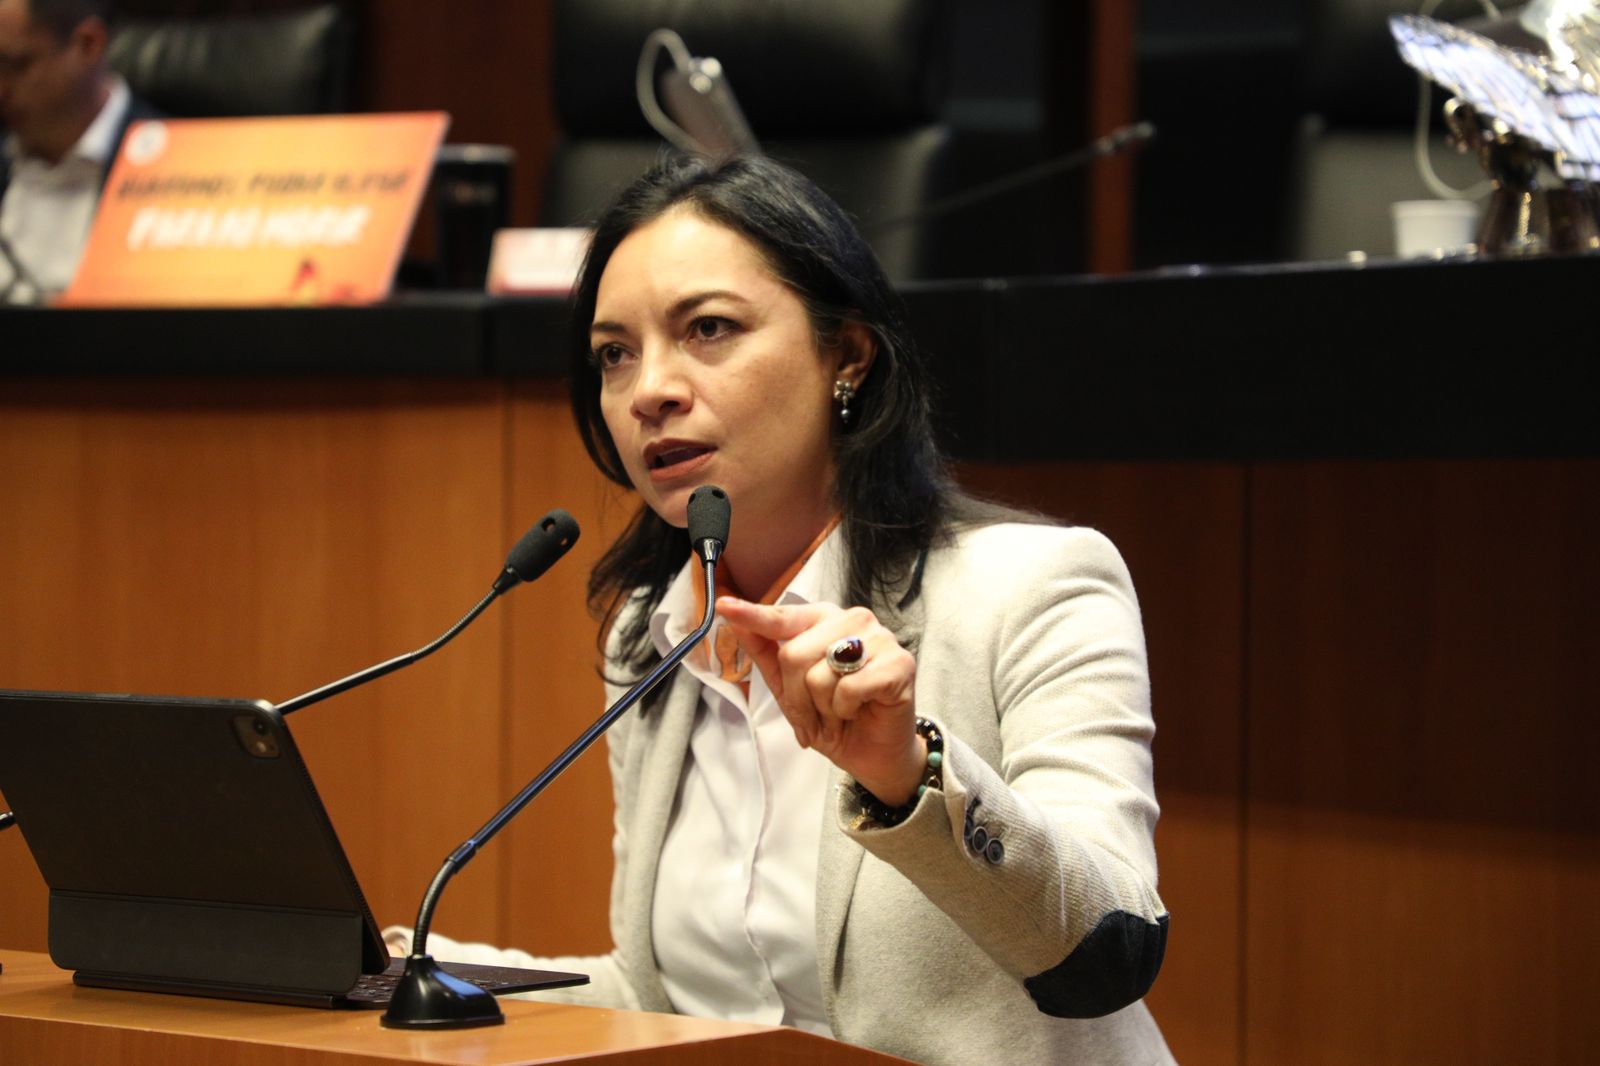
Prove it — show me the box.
[1023,912,1168,1019]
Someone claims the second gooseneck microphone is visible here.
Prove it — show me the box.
[381,485,731,1030]
[276,510,581,716]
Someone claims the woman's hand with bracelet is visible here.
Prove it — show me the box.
[715,597,927,806]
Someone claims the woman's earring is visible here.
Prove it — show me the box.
[833,378,856,426]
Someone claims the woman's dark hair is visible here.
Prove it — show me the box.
[569,153,959,677]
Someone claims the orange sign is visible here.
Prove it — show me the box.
[61,112,448,307]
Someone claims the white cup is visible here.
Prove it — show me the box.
[1391,199,1480,258]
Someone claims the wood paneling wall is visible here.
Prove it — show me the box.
[3,384,1595,1065]
[1242,462,1600,1065]
[497,381,635,953]
[955,459,1600,1065]
[352,1,558,233]
[959,462,1248,1065]
[0,380,516,951]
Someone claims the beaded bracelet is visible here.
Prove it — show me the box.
[851,717,944,829]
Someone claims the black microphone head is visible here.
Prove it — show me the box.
[496,509,581,592]
[687,485,730,564]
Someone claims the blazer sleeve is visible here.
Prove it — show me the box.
[837,524,1168,1019]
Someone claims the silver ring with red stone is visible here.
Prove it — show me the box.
[825,636,868,675]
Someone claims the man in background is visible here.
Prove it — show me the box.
[0,0,157,302]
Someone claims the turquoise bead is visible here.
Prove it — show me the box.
[927,750,943,769]
[916,784,927,799]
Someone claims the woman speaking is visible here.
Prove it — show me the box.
[391,153,1173,1066]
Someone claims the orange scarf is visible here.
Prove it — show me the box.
[692,516,842,691]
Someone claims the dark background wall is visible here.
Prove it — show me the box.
[84,1,1473,273]
[1133,0,1305,268]
[109,0,1118,277]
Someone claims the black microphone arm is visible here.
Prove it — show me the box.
[865,120,1157,235]
[381,485,731,1030]
[275,511,580,717]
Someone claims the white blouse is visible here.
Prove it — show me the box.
[645,528,846,1037]
[1,77,129,302]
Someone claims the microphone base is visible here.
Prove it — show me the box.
[379,954,505,1029]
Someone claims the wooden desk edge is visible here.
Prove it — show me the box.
[0,949,908,1065]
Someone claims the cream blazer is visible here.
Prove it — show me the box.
[417,522,1175,1066]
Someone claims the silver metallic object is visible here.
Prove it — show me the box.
[825,636,868,676]
[833,378,856,426]
[636,28,759,160]
[1391,2,1600,254]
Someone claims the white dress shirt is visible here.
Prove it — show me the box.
[1,76,130,302]
[646,528,845,1037]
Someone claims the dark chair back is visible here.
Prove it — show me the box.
[108,3,353,118]
[541,0,954,281]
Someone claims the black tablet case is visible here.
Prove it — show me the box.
[0,689,582,1007]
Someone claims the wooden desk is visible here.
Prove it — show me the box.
[4,257,1597,1066]
[0,949,906,1065]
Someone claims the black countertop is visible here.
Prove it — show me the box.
[5,254,1596,460]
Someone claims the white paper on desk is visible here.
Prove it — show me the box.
[486,228,593,296]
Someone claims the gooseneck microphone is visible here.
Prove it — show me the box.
[688,484,729,565]
[275,511,580,717]
[382,485,732,1030]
